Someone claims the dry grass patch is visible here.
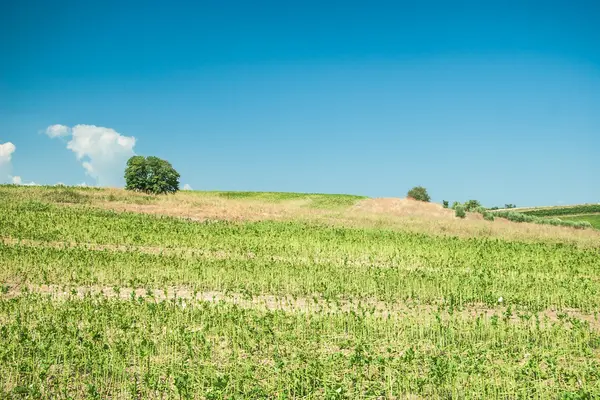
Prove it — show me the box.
[92,192,600,248]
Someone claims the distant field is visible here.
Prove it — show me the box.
[1,186,600,398]
[517,204,600,217]
[506,203,600,230]
[559,214,600,229]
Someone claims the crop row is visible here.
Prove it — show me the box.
[519,204,600,217]
[1,294,599,399]
[491,210,594,229]
[2,236,600,311]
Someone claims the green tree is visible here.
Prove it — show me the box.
[125,156,180,195]
[407,186,430,202]
[455,205,466,218]
[463,200,481,212]
[442,200,449,208]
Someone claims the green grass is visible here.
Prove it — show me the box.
[490,209,594,230]
[558,214,600,230]
[210,191,367,208]
[0,185,367,210]
[519,204,600,217]
[2,294,599,399]
[1,186,600,398]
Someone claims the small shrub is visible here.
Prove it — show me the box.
[504,204,517,209]
[451,201,461,210]
[483,212,495,221]
[442,200,449,209]
[407,186,430,202]
[464,200,482,212]
[473,206,487,214]
[18,200,52,212]
[564,221,593,230]
[455,205,466,218]
[45,189,89,204]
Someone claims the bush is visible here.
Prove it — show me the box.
[45,188,89,204]
[451,201,461,210]
[473,206,487,214]
[483,212,495,221]
[125,156,180,195]
[407,186,430,202]
[442,200,449,209]
[455,205,466,218]
[464,200,482,212]
[504,204,517,209]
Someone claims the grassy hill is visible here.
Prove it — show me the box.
[1,185,600,398]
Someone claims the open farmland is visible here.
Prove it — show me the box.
[559,215,600,230]
[509,204,600,230]
[1,186,600,398]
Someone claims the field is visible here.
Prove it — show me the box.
[508,204,600,230]
[1,186,600,398]
[559,215,600,230]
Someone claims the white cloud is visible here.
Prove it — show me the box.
[1,142,39,186]
[0,142,15,164]
[45,124,71,138]
[11,176,39,186]
[0,142,16,183]
[183,183,193,191]
[45,124,136,187]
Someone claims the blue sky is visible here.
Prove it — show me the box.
[1,0,599,207]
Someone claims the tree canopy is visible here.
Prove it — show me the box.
[124,156,180,195]
[407,186,430,202]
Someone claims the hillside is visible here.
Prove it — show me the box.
[1,185,598,246]
[1,185,600,398]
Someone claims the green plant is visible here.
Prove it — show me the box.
[557,215,600,229]
[125,156,180,195]
[442,200,449,209]
[2,185,600,398]
[45,188,89,204]
[473,206,487,214]
[407,186,430,202]
[451,201,461,210]
[491,210,593,230]
[483,212,495,221]
[455,205,466,218]
[463,200,482,212]
[520,204,600,217]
